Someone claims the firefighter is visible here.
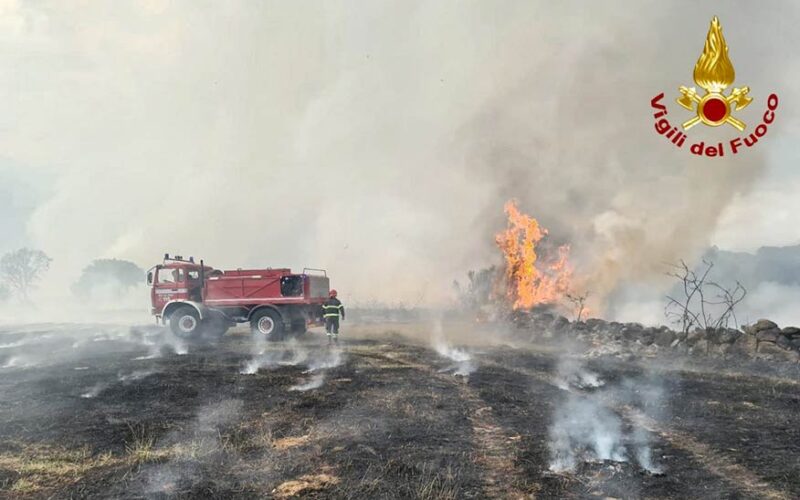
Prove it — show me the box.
[322,289,345,343]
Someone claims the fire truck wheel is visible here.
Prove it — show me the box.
[169,306,201,339]
[250,309,284,341]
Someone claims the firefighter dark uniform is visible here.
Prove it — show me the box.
[322,290,344,342]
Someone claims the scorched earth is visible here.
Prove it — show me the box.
[0,320,798,499]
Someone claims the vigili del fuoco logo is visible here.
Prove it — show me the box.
[650,16,778,157]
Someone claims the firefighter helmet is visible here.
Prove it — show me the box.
[329,289,338,298]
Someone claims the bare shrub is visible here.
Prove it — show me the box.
[566,291,589,321]
[665,260,747,352]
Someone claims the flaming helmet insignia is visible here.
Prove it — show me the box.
[677,16,752,131]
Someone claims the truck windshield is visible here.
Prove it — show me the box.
[158,268,183,284]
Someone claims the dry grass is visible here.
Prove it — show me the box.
[9,477,38,493]
[0,443,116,495]
[413,464,461,500]
[248,421,274,449]
[218,426,252,454]
[272,473,339,498]
[272,435,311,450]
[124,424,163,465]
[167,438,218,460]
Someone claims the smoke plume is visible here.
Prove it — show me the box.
[0,1,797,313]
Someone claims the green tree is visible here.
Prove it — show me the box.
[72,259,145,299]
[0,248,52,301]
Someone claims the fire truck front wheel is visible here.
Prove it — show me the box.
[250,309,284,341]
[169,306,201,340]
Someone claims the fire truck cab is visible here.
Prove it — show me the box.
[147,254,330,341]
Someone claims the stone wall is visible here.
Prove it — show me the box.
[514,311,800,362]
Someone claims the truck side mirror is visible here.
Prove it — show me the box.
[147,271,154,285]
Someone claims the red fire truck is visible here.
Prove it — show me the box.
[147,254,330,341]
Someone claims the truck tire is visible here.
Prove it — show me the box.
[250,309,284,341]
[169,306,201,340]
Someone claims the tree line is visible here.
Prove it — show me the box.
[0,248,144,303]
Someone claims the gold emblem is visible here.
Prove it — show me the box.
[677,16,752,131]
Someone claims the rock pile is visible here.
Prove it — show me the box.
[743,319,800,353]
[512,311,799,361]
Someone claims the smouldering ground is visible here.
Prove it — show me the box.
[0,322,798,499]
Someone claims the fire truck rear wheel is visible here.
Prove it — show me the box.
[250,309,284,341]
[169,306,201,340]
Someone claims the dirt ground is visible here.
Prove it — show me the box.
[0,321,798,499]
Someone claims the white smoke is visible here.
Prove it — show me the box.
[289,373,325,392]
[2,2,797,313]
[118,369,157,383]
[81,382,109,399]
[81,369,158,398]
[434,343,476,377]
[549,396,627,472]
[1,355,37,369]
[131,328,187,360]
[741,282,800,327]
[279,340,311,367]
[305,347,345,373]
[240,338,310,375]
[240,349,278,375]
[548,358,662,473]
[0,325,179,373]
[143,399,244,495]
[240,339,345,381]
[0,340,26,349]
[431,320,477,376]
[554,357,604,391]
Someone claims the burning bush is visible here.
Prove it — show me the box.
[495,200,574,311]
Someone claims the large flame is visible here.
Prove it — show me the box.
[693,16,735,93]
[495,200,572,310]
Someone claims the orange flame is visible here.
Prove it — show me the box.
[495,200,572,310]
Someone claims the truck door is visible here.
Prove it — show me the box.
[153,267,187,315]
[186,269,203,301]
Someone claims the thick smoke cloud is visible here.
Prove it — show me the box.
[1,1,797,311]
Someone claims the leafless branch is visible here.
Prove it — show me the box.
[664,259,746,337]
[566,291,589,322]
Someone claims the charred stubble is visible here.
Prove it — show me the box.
[0,326,798,498]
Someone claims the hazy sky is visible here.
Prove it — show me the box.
[1,1,798,307]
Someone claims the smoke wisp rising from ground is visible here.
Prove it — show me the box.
[240,338,345,393]
[554,357,604,391]
[431,320,477,377]
[548,357,663,474]
[549,395,627,471]
[0,324,186,375]
[142,398,245,496]
[289,373,325,392]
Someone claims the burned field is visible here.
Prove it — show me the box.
[0,323,799,499]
